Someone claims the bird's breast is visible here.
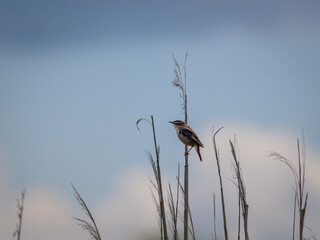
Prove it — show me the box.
[177,131,193,146]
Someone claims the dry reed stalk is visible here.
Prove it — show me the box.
[212,126,229,240]
[292,194,297,240]
[167,163,180,240]
[178,181,196,240]
[13,190,26,240]
[212,193,217,240]
[172,52,189,240]
[148,154,163,237]
[237,193,241,240]
[230,139,249,240]
[71,184,102,240]
[304,225,318,240]
[137,116,168,240]
[269,134,309,240]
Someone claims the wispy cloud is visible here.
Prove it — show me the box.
[0,123,319,240]
[190,123,320,239]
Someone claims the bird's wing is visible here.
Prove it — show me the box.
[180,128,204,148]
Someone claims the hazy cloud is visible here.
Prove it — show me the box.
[1,1,319,48]
[0,123,319,240]
[190,123,320,239]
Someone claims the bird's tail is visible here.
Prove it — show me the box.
[195,145,202,161]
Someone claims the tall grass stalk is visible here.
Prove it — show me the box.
[167,163,180,240]
[178,181,196,240]
[172,52,189,240]
[148,154,164,238]
[212,127,229,240]
[212,193,217,240]
[71,184,102,240]
[237,193,241,240]
[292,194,297,240]
[230,139,249,240]
[137,115,168,240]
[13,190,26,240]
[269,135,308,240]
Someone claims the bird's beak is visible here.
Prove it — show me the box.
[169,121,174,124]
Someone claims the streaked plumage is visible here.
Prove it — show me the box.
[169,120,204,161]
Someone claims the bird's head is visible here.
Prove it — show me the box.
[169,120,186,130]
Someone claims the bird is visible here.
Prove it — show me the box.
[169,120,204,161]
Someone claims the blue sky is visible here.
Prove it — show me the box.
[0,1,320,239]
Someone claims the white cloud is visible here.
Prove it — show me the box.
[23,188,83,240]
[0,167,159,240]
[0,186,85,240]
[94,169,158,240]
[184,123,320,239]
[0,123,319,240]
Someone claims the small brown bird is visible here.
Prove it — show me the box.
[169,120,204,161]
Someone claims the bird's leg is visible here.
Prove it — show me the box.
[185,146,193,156]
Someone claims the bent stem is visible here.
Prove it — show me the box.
[269,134,309,240]
[72,184,102,240]
[137,115,168,240]
[230,139,249,240]
[212,126,228,240]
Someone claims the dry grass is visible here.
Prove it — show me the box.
[71,184,102,240]
[178,181,196,240]
[13,190,26,240]
[230,139,249,240]
[172,52,190,240]
[212,126,229,240]
[269,135,309,240]
[137,115,169,240]
[167,163,180,240]
[212,193,217,240]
